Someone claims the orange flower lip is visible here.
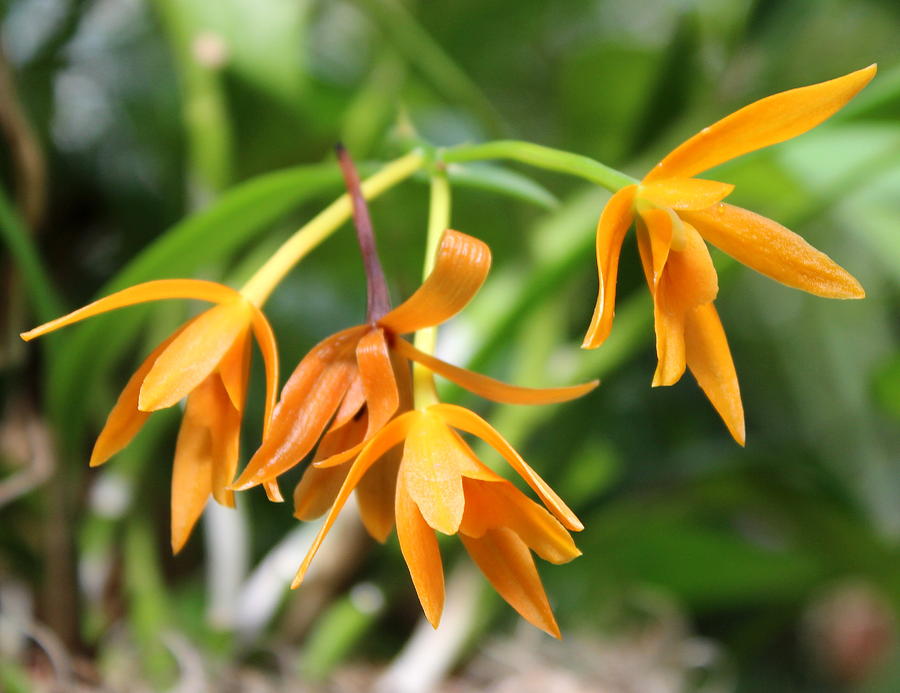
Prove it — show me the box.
[582,65,877,446]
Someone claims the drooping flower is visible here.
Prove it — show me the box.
[582,65,877,444]
[232,229,597,541]
[21,279,280,551]
[294,402,583,637]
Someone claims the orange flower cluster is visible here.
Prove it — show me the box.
[21,65,876,637]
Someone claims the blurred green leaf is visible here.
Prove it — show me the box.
[444,161,558,210]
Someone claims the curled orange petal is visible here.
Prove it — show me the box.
[394,338,598,405]
[582,186,637,349]
[396,479,444,628]
[685,303,745,446]
[430,404,582,532]
[138,300,251,411]
[378,230,491,334]
[638,178,734,210]
[460,528,560,638]
[682,203,865,299]
[218,329,251,411]
[645,65,877,181]
[20,279,239,341]
[356,328,400,437]
[247,303,281,434]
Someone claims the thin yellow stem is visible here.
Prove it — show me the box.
[413,168,451,409]
[240,149,426,306]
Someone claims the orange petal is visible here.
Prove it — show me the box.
[139,300,251,411]
[582,186,637,349]
[357,328,399,437]
[430,404,583,532]
[170,383,217,553]
[89,323,188,467]
[232,328,364,490]
[21,279,240,341]
[460,478,580,565]
[356,446,401,542]
[247,303,281,434]
[292,411,417,588]
[651,223,719,387]
[400,411,466,535]
[682,203,865,299]
[638,178,734,210]
[293,414,367,521]
[378,230,491,334]
[396,479,444,628]
[263,481,284,503]
[218,329,251,411]
[394,338,598,404]
[636,208,673,287]
[330,375,366,432]
[685,303,745,446]
[460,527,561,638]
[645,65,877,181]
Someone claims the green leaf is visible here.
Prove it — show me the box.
[444,161,558,210]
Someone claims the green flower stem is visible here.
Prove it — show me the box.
[412,168,451,409]
[442,140,638,192]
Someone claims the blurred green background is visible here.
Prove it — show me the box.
[1,0,899,691]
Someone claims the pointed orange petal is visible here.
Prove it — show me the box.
[645,65,877,181]
[356,446,401,543]
[21,279,240,341]
[582,186,637,349]
[89,324,189,467]
[651,223,719,387]
[396,479,444,628]
[247,303,281,434]
[685,303,745,445]
[430,404,582,532]
[330,375,366,431]
[293,414,367,521]
[218,329,251,412]
[394,338,598,405]
[682,203,865,299]
[292,411,417,588]
[637,208,672,287]
[208,377,242,508]
[170,386,216,554]
[139,300,251,411]
[400,411,466,535]
[460,478,580,565]
[378,230,491,334]
[232,329,364,490]
[356,328,399,437]
[638,178,734,210]
[263,480,284,503]
[460,528,561,638]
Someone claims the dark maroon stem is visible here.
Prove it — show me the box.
[336,144,392,322]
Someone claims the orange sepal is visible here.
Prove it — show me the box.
[396,479,444,628]
[638,178,734,211]
[139,300,252,411]
[356,446,401,543]
[460,478,580,565]
[247,303,281,434]
[582,186,637,349]
[89,324,187,467]
[394,338,598,405]
[645,65,877,181]
[378,230,491,335]
[682,203,865,299]
[356,328,400,437]
[460,527,561,638]
[685,303,745,446]
[20,279,240,341]
[430,404,582,532]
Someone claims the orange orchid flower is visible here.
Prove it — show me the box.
[294,402,583,637]
[582,65,876,445]
[231,230,598,513]
[21,279,279,552]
